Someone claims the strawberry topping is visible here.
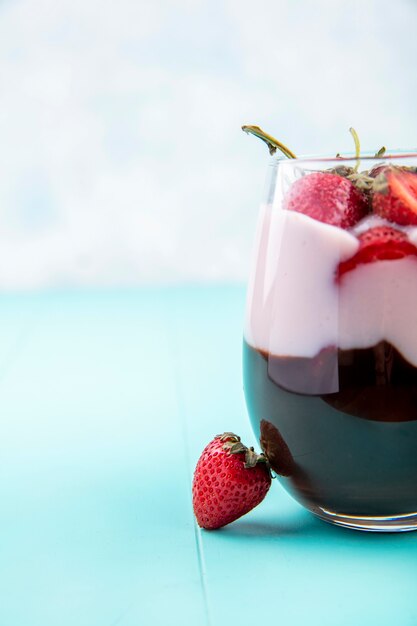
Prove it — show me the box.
[372,166,417,226]
[338,225,417,278]
[283,172,369,228]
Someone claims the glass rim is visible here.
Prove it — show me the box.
[271,150,417,165]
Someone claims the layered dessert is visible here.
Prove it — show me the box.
[243,154,417,521]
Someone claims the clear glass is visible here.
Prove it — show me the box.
[243,152,417,531]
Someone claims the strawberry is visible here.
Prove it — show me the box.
[372,166,417,225]
[192,432,271,530]
[338,225,417,278]
[283,172,369,228]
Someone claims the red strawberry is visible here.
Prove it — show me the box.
[192,432,271,530]
[283,172,369,228]
[373,166,417,225]
[338,225,417,278]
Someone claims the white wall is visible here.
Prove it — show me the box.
[0,0,417,288]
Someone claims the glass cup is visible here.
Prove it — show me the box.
[243,152,417,531]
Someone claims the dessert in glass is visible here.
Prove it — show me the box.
[243,127,417,531]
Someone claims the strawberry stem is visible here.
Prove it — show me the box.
[375,146,386,158]
[218,433,270,471]
[242,125,297,158]
[349,127,361,172]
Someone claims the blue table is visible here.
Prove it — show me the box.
[0,287,415,625]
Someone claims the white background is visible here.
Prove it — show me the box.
[1,0,417,288]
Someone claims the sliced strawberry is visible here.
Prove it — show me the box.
[283,172,369,228]
[338,225,417,278]
[372,166,417,225]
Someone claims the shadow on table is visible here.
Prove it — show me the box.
[215,509,417,547]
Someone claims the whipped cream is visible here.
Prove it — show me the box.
[244,206,417,367]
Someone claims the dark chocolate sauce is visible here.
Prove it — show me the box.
[243,340,417,516]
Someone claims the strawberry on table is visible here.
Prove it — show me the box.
[283,172,369,228]
[337,225,417,279]
[373,166,417,225]
[192,432,271,530]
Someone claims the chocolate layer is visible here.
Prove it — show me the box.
[243,340,417,516]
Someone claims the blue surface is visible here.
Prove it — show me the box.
[0,287,416,625]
